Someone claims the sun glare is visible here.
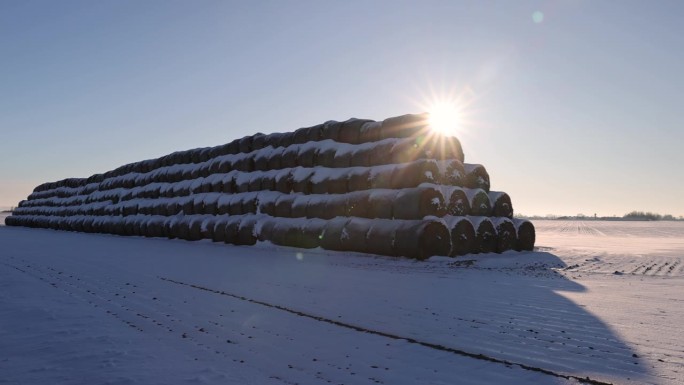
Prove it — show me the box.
[428,102,461,137]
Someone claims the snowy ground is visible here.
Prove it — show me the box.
[1,219,683,384]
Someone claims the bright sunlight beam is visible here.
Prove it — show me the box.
[428,102,461,137]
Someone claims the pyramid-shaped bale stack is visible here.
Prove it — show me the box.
[5,113,535,259]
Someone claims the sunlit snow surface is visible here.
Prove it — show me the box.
[1,218,683,384]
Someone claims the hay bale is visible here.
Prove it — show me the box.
[367,140,395,166]
[489,191,513,218]
[321,171,347,194]
[274,170,293,193]
[281,146,300,168]
[240,194,258,215]
[359,121,382,143]
[247,174,264,192]
[368,190,397,219]
[238,136,253,153]
[276,132,295,148]
[256,217,276,243]
[212,219,228,242]
[309,174,329,194]
[256,192,279,216]
[389,139,423,164]
[274,195,297,218]
[466,188,492,216]
[347,169,370,192]
[305,196,336,219]
[381,113,429,139]
[253,149,271,171]
[350,147,372,167]
[470,217,497,254]
[300,219,326,248]
[393,219,451,260]
[306,124,324,142]
[227,195,244,216]
[236,215,259,245]
[394,186,445,219]
[493,218,516,253]
[291,168,314,194]
[339,217,372,253]
[444,216,476,257]
[368,167,393,190]
[464,164,490,191]
[443,187,470,216]
[293,127,310,144]
[365,220,395,256]
[389,159,439,189]
[321,217,350,251]
[332,150,352,168]
[223,216,243,245]
[316,146,337,168]
[338,118,369,144]
[345,192,371,218]
[513,219,535,251]
[319,120,341,142]
[424,135,464,163]
[439,159,466,185]
[291,195,309,218]
[298,146,318,168]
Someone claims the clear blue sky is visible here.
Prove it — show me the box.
[1,0,683,216]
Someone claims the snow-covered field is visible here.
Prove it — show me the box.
[1,219,683,384]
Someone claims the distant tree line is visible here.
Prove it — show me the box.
[519,212,683,221]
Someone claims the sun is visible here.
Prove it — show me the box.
[428,102,461,137]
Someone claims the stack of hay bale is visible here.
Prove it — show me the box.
[5,113,535,259]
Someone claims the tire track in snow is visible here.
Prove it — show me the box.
[159,276,614,385]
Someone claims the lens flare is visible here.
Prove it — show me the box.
[428,102,461,137]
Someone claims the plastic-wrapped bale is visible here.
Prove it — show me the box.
[425,135,465,163]
[319,121,342,142]
[345,192,371,218]
[464,164,490,191]
[347,168,371,192]
[469,217,497,254]
[236,215,260,245]
[298,146,318,168]
[291,168,315,194]
[392,186,446,220]
[274,194,298,218]
[255,191,280,216]
[443,216,476,256]
[222,215,244,245]
[390,159,440,189]
[392,219,451,260]
[513,219,536,251]
[274,169,294,194]
[492,217,516,253]
[438,159,466,185]
[359,121,382,144]
[488,191,513,218]
[466,188,492,216]
[281,146,299,168]
[365,219,396,256]
[266,217,326,249]
[441,186,470,216]
[338,118,369,144]
[367,190,397,219]
[338,217,372,253]
[380,113,429,139]
[367,140,396,166]
[332,149,352,168]
[290,195,310,218]
[320,217,351,251]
